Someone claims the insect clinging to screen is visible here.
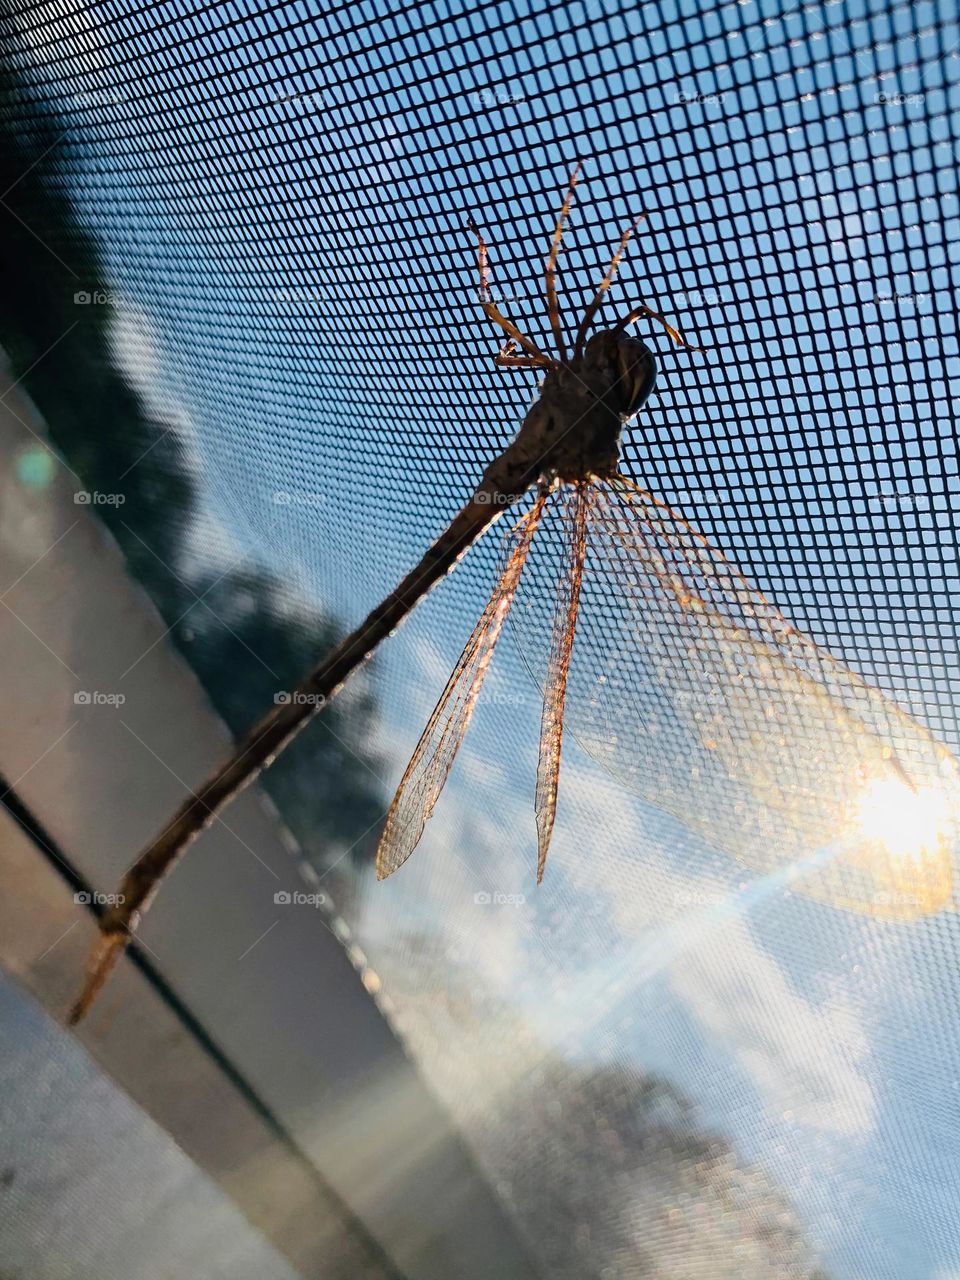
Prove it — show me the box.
[69,164,960,1028]
[374,163,959,917]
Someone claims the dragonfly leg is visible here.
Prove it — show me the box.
[573,214,645,359]
[467,215,558,366]
[615,302,702,351]
[544,162,581,362]
[495,339,553,370]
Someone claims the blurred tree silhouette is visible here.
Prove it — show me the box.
[507,1061,831,1279]
[0,58,384,884]
[372,927,832,1278]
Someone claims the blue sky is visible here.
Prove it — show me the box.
[20,0,960,1273]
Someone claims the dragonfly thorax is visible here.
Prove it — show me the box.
[490,328,658,491]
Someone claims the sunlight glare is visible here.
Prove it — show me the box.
[854,774,951,865]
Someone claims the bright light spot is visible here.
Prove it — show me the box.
[14,444,56,492]
[361,968,382,995]
[855,774,950,863]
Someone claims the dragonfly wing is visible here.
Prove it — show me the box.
[376,492,547,880]
[584,475,960,915]
[535,482,588,882]
[509,475,958,917]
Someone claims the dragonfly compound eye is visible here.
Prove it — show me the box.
[615,337,657,417]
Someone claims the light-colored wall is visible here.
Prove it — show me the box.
[0,361,538,1280]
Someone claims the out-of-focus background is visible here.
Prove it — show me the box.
[0,1,958,1276]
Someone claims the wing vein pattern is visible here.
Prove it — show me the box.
[376,492,548,880]
[535,481,588,882]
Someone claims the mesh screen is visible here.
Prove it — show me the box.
[3,0,960,1276]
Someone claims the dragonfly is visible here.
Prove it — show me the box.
[375,164,960,917]
[70,163,959,1026]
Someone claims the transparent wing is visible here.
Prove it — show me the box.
[376,492,547,880]
[534,482,588,883]
[512,475,959,918]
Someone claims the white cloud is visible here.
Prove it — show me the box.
[669,926,873,1136]
[107,300,239,576]
[519,760,877,1139]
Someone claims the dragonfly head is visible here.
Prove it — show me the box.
[582,329,657,418]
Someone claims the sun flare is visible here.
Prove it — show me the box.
[854,774,951,865]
